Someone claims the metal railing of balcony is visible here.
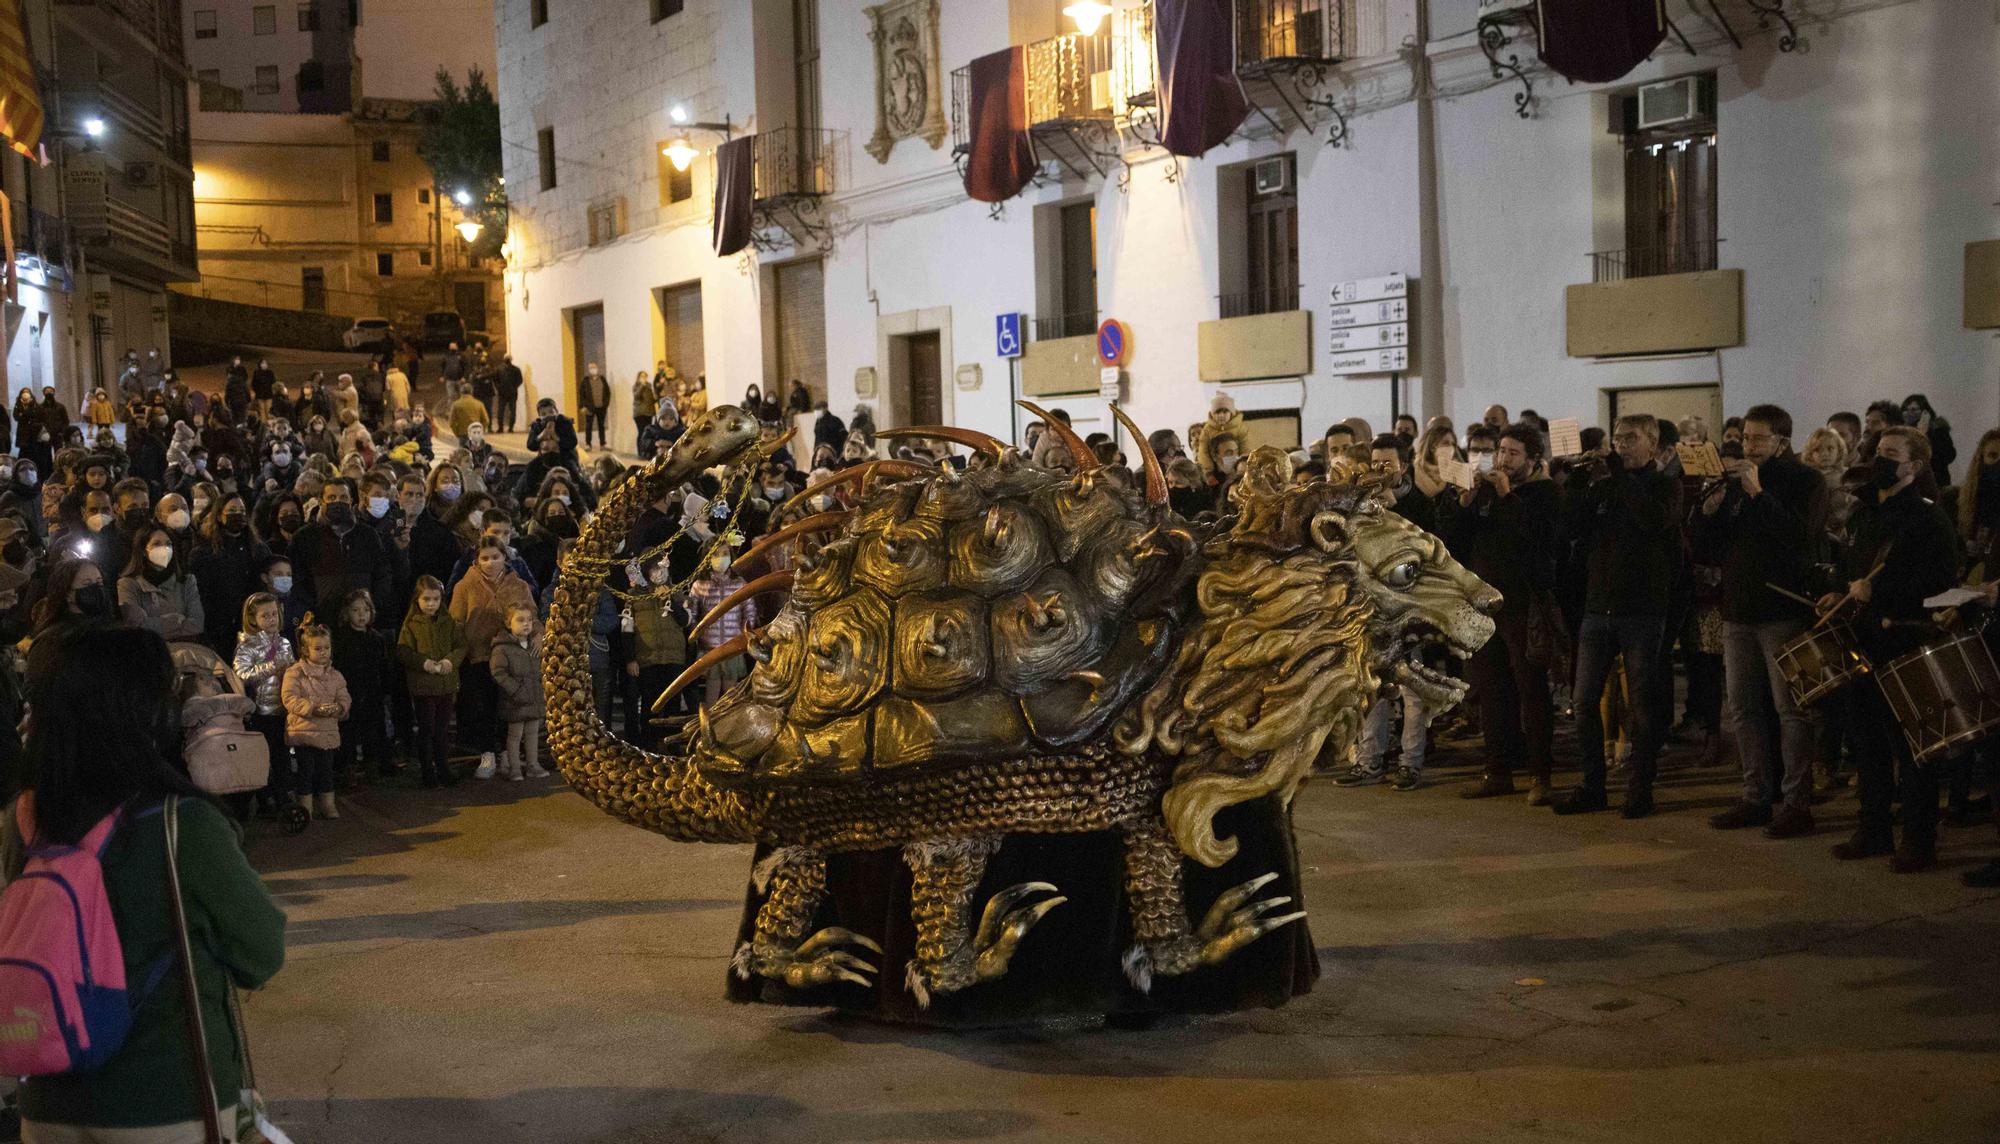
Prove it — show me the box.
[751,127,838,201]
[1236,0,1347,66]
[1218,283,1300,319]
[1588,239,1723,283]
[1024,28,1119,127]
[1034,309,1099,341]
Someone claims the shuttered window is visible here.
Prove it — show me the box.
[658,282,705,387]
[765,258,825,407]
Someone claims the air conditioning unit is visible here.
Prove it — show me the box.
[122,161,159,188]
[1253,157,1288,196]
[1636,75,1714,130]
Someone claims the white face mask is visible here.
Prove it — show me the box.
[1471,451,1495,473]
[147,545,174,569]
[192,497,209,517]
[86,513,111,532]
[165,510,190,530]
[467,510,484,528]
[368,496,391,518]
[272,451,292,467]
[272,575,293,594]
[555,493,571,506]
[1217,453,1240,474]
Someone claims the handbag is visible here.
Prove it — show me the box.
[165,797,295,1144]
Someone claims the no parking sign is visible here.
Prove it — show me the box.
[1096,318,1130,367]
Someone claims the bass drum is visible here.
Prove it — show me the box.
[1877,630,2000,765]
[1776,622,1871,709]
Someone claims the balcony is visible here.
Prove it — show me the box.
[748,127,840,252]
[55,0,185,62]
[951,6,1154,185]
[1587,239,1722,282]
[1199,287,1311,384]
[63,157,198,282]
[1033,308,1097,341]
[11,207,77,292]
[1567,250,1742,358]
[1229,0,1357,139]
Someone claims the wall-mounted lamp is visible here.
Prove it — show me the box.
[455,220,483,242]
[1063,1,1112,35]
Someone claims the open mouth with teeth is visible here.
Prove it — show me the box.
[1375,619,1475,708]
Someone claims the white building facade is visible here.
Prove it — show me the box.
[495,0,1999,466]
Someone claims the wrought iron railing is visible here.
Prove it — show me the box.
[1034,309,1098,341]
[1219,282,1300,319]
[1588,239,1723,282]
[950,4,1156,151]
[1235,0,1348,65]
[750,127,838,201]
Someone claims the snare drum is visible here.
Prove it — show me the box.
[1877,630,2000,765]
[1776,622,1872,709]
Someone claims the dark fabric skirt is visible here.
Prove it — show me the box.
[722,794,1318,1027]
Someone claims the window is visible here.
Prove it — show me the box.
[1033,200,1096,340]
[793,0,820,136]
[530,0,547,27]
[416,187,430,204]
[537,127,556,190]
[376,251,394,276]
[192,9,217,37]
[657,146,692,204]
[418,249,432,266]
[587,199,625,247]
[651,0,682,21]
[371,139,390,162]
[373,192,393,223]
[253,65,280,93]
[297,61,324,94]
[253,5,276,34]
[1611,78,1718,280]
[1230,154,1297,317]
[196,68,220,84]
[298,2,320,30]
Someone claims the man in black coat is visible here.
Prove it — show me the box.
[1822,427,1960,872]
[493,354,524,433]
[1443,424,1562,804]
[1694,404,1830,839]
[1551,416,1682,818]
[285,479,402,623]
[526,398,580,463]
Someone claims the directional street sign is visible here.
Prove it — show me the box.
[1327,346,1409,375]
[1329,272,1406,306]
[1325,322,1408,353]
[1326,298,1407,330]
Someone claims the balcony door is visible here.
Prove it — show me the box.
[896,331,942,426]
[1243,154,1298,316]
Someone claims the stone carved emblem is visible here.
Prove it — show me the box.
[864,0,947,163]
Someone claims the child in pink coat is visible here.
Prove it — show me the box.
[282,619,352,821]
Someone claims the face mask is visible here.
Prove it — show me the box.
[1980,466,2000,491]
[272,451,292,467]
[479,557,503,578]
[272,575,294,595]
[1903,409,1922,427]
[1217,453,1240,474]
[1471,452,1496,473]
[548,516,579,540]
[555,492,571,506]
[439,484,462,502]
[73,583,110,616]
[17,471,35,487]
[468,510,485,528]
[192,497,209,517]
[1872,454,1905,490]
[86,512,111,532]
[712,555,731,575]
[469,431,484,444]
[165,510,190,530]
[325,503,356,528]
[223,514,246,533]
[279,514,301,531]
[762,484,789,501]
[368,496,391,518]
[647,563,672,585]
[147,544,173,569]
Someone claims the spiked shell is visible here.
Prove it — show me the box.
[695,455,1201,790]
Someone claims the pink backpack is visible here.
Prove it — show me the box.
[0,795,151,1075]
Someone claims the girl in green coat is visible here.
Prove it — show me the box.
[397,574,467,788]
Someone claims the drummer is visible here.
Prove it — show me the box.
[1946,580,2000,888]
[1818,426,1962,873]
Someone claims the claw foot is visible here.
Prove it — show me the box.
[1123,872,1307,993]
[733,926,883,990]
[905,881,1067,1007]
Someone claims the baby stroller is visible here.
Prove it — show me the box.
[173,643,309,836]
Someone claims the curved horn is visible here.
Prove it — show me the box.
[877,425,1005,463]
[737,509,852,571]
[651,629,756,714]
[775,459,931,518]
[1015,400,1097,471]
[761,425,798,455]
[1110,403,1167,508]
[688,569,794,642]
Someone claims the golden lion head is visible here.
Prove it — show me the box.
[1119,452,1498,866]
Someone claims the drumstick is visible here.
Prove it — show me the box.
[1765,582,1819,609]
[1812,547,1896,631]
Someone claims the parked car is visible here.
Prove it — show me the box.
[342,317,396,351]
[417,310,467,352]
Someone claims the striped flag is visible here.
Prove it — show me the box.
[0,0,41,160]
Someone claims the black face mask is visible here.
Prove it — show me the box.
[278,514,302,532]
[1872,455,1905,490]
[1168,486,1206,518]
[546,516,579,540]
[121,507,149,529]
[324,503,356,529]
[222,514,247,534]
[72,583,110,617]
[1979,466,2000,492]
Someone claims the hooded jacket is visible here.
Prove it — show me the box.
[281,658,351,748]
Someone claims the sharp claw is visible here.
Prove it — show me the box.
[830,968,874,988]
[823,950,874,974]
[974,896,1069,982]
[1198,872,1281,939]
[796,927,883,957]
[975,881,1062,950]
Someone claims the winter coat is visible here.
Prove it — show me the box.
[629,597,688,668]
[385,368,412,412]
[330,623,392,713]
[281,659,351,748]
[450,568,536,664]
[232,629,296,715]
[191,534,271,652]
[632,380,659,419]
[489,636,546,722]
[117,571,205,643]
[397,608,467,696]
[449,395,488,441]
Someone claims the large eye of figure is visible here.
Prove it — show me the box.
[1383,560,1421,590]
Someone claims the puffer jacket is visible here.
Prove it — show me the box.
[397,609,467,696]
[232,630,295,716]
[449,568,536,664]
[489,636,546,722]
[281,660,351,748]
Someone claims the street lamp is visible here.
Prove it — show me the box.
[662,138,698,171]
[454,188,473,207]
[660,110,733,172]
[81,117,105,139]
[1063,1,1112,34]
[455,220,483,243]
